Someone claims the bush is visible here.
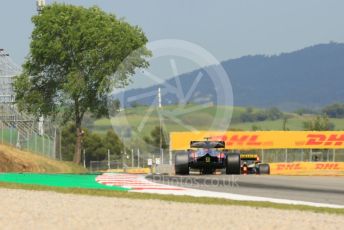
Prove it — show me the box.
[239,107,283,123]
[322,103,344,118]
[303,115,335,131]
[61,124,124,165]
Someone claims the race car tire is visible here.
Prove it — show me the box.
[258,164,270,175]
[226,153,241,175]
[175,151,189,175]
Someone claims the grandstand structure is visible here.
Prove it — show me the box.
[0,49,58,158]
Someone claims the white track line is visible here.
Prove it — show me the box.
[96,173,344,209]
[96,173,186,191]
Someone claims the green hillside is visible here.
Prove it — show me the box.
[91,105,344,139]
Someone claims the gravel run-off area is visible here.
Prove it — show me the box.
[0,188,343,230]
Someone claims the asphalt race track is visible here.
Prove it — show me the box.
[147,174,344,205]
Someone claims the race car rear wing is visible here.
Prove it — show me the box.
[190,141,225,148]
[240,154,259,160]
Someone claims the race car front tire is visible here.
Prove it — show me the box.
[226,153,241,175]
[175,151,189,175]
[258,164,270,175]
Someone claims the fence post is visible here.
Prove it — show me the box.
[310,149,312,161]
[42,134,45,155]
[83,149,86,168]
[16,131,20,148]
[107,149,111,170]
[301,149,304,162]
[122,150,124,168]
[161,148,164,165]
[53,128,57,159]
[47,137,51,157]
[285,149,288,162]
[35,133,37,153]
[137,148,140,168]
[261,149,264,162]
[10,127,12,146]
[27,131,29,150]
[333,149,336,162]
[169,137,173,165]
[131,149,134,167]
[59,129,62,161]
[1,122,3,144]
[327,150,329,162]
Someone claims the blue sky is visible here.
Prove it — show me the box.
[1,0,344,66]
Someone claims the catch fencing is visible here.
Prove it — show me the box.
[0,50,61,159]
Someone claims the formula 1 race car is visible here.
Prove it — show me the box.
[174,139,241,175]
[240,154,270,175]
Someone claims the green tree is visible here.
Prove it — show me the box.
[322,103,344,118]
[282,116,288,131]
[14,4,151,164]
[83,132,107,164]
[103,129,124,159]
[266,107,283,120]
[303,115,335,131]
[108,99,121,116]
[144,126,169,151]
[61,124,124,166]
[251,124,262,131]
[61,124,78,161]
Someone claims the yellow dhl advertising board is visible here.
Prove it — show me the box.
[170,131,344,150]
[269,162,344,176]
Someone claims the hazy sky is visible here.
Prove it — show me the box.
[1,0,344,66]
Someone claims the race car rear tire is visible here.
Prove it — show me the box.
[226,153,241,175]
[175,151,189,175]
[258,164,270,175]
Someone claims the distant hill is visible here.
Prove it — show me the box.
[116,42,344,111]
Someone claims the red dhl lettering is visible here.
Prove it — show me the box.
[276,163,302,171]
[315,163,340,170]
[306,134,344,146]
[226,135,262,146]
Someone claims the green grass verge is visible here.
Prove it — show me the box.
[0,173,127,191]
[0,181,343,215]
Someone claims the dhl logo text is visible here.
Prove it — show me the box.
[276,163,302,171]
[211,135,262,146]
[315,163,340,170]
[306,134,344,146]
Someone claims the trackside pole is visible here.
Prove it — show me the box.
[285,149,288,162]
[83,149,86,168]
[1,123,3,144]
[27,132,29,150]
[310,149,313,161]
[42,134,45,155]
[16,131,20,148]
[131,149,134,167]
[10,127,12,145]
[137,148,140,168]
[161,148,164,164]
[301,149,304,161]
[261,149,264,162]
[35,133,37,153]
[53,128,57,159]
